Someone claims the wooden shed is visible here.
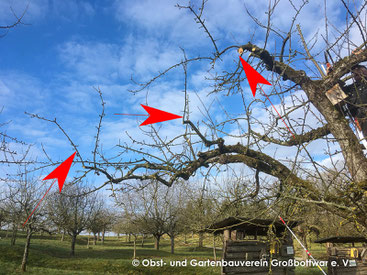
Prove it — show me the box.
[314,236,367,275]
[206,217,299,275]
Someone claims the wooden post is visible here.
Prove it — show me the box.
[231,230,237,240]
[223,229,230,264]
[223,230,230,241]
[213,234,217,261]
[237,230,244,240]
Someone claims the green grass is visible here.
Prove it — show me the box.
[0,231,328,274]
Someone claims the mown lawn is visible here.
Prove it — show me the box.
[0,231,327,274]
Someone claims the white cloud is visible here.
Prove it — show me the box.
[0,79,11,97]
[50,0,95,21]
[58,41,120,83]
[113,0,204,47]
[0,72,46,114]
[57,36,186,85]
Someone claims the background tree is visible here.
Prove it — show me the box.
[111,215,126,241]
[88,202,114,245]
[99,209,114,245]
[117,183,165,251]
[1,166,48,271]
[162,182,186,254]
[87,201,104,245]
[0,207,6,233]
[116,181,187,252]
[181,186,218,248]
[47,182,98,256]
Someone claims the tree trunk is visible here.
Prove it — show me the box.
[305,82,367,183]
[11,223,17,246]
[154,235,160,250]
[93,233,97,245]
[213,234,217,261]
[141,234,144,247]
[133,235,137,259]
[198,232,204,248]
[170,235,175,254]
[128,233,131,243]
[21,228,32,272]
[117,233,120,240]
[98,232,101,241]
[61,230,65,242]
[101,230,105,245]
[70,234,77,256]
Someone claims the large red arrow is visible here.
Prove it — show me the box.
[239,56,271,97]
[23,152,76,226]
[140,104,182,126]
[43,152,76,192]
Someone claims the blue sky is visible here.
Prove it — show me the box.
[0,0,365,188]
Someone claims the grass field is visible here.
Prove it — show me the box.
[0,231,327,274]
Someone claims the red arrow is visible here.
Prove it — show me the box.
[43,152,76,192]
[239,56,271,97]
[23,152,76,226]
[140,104,182,126]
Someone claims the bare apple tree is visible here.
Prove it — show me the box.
[47,182,98,256]
[30,1,367,233]
[1,166,49,271]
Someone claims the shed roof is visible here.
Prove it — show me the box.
[314,236,367,244]
[205,217,299,236]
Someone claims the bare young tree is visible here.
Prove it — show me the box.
[117,182,166,251]
[88,201,114,245]
[181,186,218,248]
[47,182,98,256]
[1,166,48,271]
[0,207,6,233]
[116,181,187,252]
[162,183,186,254]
